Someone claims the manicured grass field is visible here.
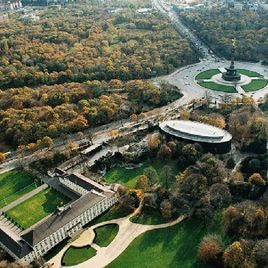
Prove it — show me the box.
[6,188,70,229]
[61,246,96,266]
[130,210,167,225]
[242,79,268,92]
[94,224,119,247]
[105,159,180,188]
[108,214,231,268]
[237,69,263,77]
[198,81,237,93]
[0,169,39,208]
[88,205,133,228]
[45,206,128,262]
[195,69,220,80]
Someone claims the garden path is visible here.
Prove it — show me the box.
[48,202,187,268]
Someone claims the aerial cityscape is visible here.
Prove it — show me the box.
[0,0,268,267]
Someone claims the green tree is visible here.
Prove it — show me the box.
[143,167,158,184]
[41,136,54,148]
[248,173,265,186]
[135,175,150,191]
[198,234,223,264]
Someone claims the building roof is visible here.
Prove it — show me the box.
[159,120,232,144]
[0,226,31,258]
[65,173,114,193]
[21,190,114,246]
[81,143,102,155]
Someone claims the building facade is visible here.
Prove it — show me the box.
[0,173,116,264]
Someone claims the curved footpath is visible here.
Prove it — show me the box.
[48,202,187,268]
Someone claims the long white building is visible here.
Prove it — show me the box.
[0,173,116,264]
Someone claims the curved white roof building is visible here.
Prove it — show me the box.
[159,120,232,153]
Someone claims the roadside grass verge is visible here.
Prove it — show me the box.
[61,246,96,266]
[242,79,268,92]
[198,81,237,93]
[195,69,220,80]
[94,224,119,247]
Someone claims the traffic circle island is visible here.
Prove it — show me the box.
[195,68,268,93]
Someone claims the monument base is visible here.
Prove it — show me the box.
[213,73,251,86]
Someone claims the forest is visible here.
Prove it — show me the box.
[0,79,181,148]
[180,7,268,63]
[113,98,268,268]
[0,1,197,149]
[0,3,197,89]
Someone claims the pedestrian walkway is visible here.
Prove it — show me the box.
[71,228,95,247]
[218,67,226,73]
[0,214,21,235]
[0,184,48,213]
[236,85,245,94]
[91,243,101,251]
[48,199,187,268]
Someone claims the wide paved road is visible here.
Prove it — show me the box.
[152,0,217,61]
[1,1,268,172]
[163,60,268,101]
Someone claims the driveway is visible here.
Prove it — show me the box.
[48,203,187,268]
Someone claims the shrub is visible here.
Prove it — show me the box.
[209,183,231,209]
[223,241,244,268]
[223,201,267,238]
[248,173,266,186]
[198,234,223,264]
[252,240,268,267]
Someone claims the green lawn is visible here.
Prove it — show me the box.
[195,69,220,80]
[46,207,128,262]
[237,69,263,77]
[105,159,180,188]
[242,79,268,92]
[61,246,96,266]
[94,224,119,247]
[0,169,39,208]
[108,214,231,268]
[130,210,167,225]
[6,188,70,229]
[198,81,237,93]
[88,205,132,227]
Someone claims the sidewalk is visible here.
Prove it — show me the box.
[48,201,187,268]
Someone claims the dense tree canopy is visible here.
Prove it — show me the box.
[0,2,195,149]
[0,79,179,147]
[180,8,268,63]
[0,4,197,89]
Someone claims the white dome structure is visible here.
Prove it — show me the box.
[159,120,232,153]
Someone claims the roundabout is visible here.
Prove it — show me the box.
[213,73,251,86]
[195,66,268,94]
